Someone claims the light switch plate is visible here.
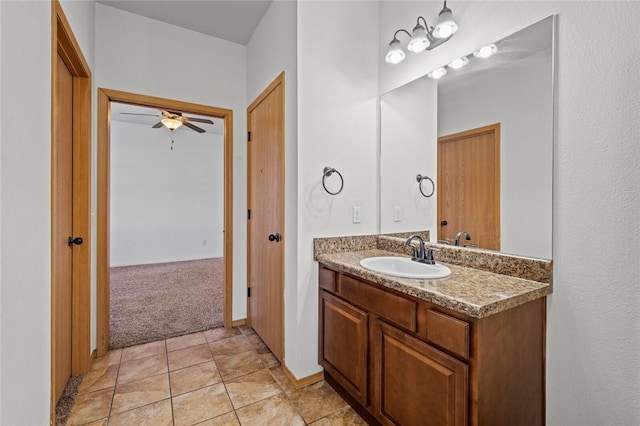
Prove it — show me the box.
[352,206,361,223]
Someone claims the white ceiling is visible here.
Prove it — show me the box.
[96,0,273,45]
[111,102,224,135]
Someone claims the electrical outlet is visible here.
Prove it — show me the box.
[202,239,207,246]
[352,206,362,223]
[394,205,402,222]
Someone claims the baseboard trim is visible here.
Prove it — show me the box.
[231,319,247,327]
[281,363,324,389]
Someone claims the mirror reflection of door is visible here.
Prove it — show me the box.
[437,123,500,250]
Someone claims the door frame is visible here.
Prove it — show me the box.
[96,88,234,356]
[437,123,501,249]
[246,72,285,360]
[51,0,92,418]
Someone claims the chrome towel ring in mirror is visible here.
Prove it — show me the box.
[416,174,435,197]
[323,167,344,195]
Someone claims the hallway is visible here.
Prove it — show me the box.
[64,326,365,425]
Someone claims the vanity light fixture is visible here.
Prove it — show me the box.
[473,44,498,59]
[427,67,447,79]
[447,56,469,70]
[385,1,459,65]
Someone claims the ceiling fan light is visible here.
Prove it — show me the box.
[408,24,430,53]
[161,117,183,130]
[473,44,498,59]
[385,38,406,64]
[447,56,469,70]
[427,67,447,79]
[433,2,458,39]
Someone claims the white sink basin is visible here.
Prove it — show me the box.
[359,256,451,279]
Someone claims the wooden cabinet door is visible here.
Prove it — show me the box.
[375,320,468,426]
[319,291,368,404]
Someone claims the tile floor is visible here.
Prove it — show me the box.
[66,326,367,425]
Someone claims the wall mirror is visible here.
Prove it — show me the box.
[380,15,555,260]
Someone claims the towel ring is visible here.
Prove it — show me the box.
[416,174,435,198]
[323,167,344,195]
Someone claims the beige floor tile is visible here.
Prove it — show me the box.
[108,399,173,426]
[117,353,168,384]
[289,380,349,423]
[81,418,108,426]
[168,343,213,371]
[111,373,171,415]
[78,365,118,395]
[121,340,166,362]
[225,369,283,409]
[269,366,296,395]
[169,361,222,396]
[166,331,207,352]
[203,326,241,343]
[237,325,255,335]
[91,349,122,370]
[235,393,305,426]
[208,335,255,356]
[196,411,240,425]
[259,352,280,368]
[214,350,264,380]
[66,388,114,426]
[172,383,233,426]
[309,406,368,425]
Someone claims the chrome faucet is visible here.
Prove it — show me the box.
[454,230,471,246]
[405,235,438,265]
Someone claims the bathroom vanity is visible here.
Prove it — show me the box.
[315,237,552,426]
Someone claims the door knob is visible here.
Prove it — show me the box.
[68,236,84,246]
[268,233,281,242]
[440,220,448,226]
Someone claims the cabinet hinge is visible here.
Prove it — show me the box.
[248,131,251,142]
[247,209,251,220]
[247,287,251,297]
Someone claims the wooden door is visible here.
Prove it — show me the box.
[438,124,500,250]
[375,321,468,426]
[247,73,285,361]
[52,53,74,403]
[319,291,368,404]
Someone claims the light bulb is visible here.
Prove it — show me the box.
[433,3,458,39]
[385,39,406,64]
[447,56,469,70]
[473,44,498,59]
[427,67,447,79]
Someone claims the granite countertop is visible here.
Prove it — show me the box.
[317,249,552,319]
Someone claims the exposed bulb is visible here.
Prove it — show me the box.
[447,56,469,70]
[427,67,447,79]
[433,3,458,39]
[473,44,498,59]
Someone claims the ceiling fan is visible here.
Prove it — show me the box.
[120,109,213,133]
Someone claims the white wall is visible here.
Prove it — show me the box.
[95,3,248,321]
[380,76,438,235]
[110,122,224,266]
[439,47,553,259]
[246,0,299,370]
[0,0,95,423]
[380,2,640,423]
[293,1,380,378]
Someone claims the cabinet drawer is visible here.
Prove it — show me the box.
[426,309,470,360]
[319,267,336,292]
[340,275,417,332]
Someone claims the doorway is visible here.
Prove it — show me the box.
[51,0,92,419]
[247,72,285,362]
[437,123,501,250]
[97,89,234,356]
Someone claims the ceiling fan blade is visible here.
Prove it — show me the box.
[121,112,160,117]
[152,121,164,128]
[185,116,214,125]
[182,121,206,133]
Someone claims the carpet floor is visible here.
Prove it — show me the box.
[110,258,224,349]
